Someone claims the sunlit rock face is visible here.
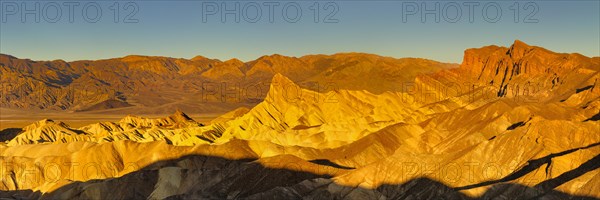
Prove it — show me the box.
[1,41,599,199]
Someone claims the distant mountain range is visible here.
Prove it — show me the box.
[0,52,455,114]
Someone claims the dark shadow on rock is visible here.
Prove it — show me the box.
[481,183,598,200]
[584,111,600,122]
[506,121,526,130]
[455,142,600,191]
[36,154,330,200]
[0,189,42,200]
[375,177,472,200]
[532,153,600,197]
[309,159,355,170]
[1,151,598,200]
[576,85,594,94]
[0,128,22,142]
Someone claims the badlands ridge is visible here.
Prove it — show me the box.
[0,40,599,199]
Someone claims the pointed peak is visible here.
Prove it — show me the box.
[507,40,533,59]
[171,109,193,121]
[266,73,299,101]
[510,40,531,49]
[271,73,295,85]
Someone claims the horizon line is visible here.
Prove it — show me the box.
[2,40,599,64]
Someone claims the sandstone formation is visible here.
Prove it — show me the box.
[0,41,598,199]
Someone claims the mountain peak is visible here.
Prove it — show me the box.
[225,58,244,64]
[266,73,298,102]
[512,40,530,48]
[172,109,193,121]
[251,54,302,66]
[121,55,151,62]
[267,53,285,58]
[191,55,210,61]
[507,40,533,59]
[271,73,295,85]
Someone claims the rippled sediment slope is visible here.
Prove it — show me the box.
[1,41,599,199]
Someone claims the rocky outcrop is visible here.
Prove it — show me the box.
[459,40,600,100]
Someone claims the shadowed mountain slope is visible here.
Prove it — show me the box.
[1,153,598,200]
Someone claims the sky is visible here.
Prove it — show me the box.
[1,0,599,64]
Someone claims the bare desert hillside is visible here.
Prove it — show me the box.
[0,41,599,199]
[0,52,454,113]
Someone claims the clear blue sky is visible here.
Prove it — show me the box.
[1,0,598,63]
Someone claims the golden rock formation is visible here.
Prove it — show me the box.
[0,41,598,199]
